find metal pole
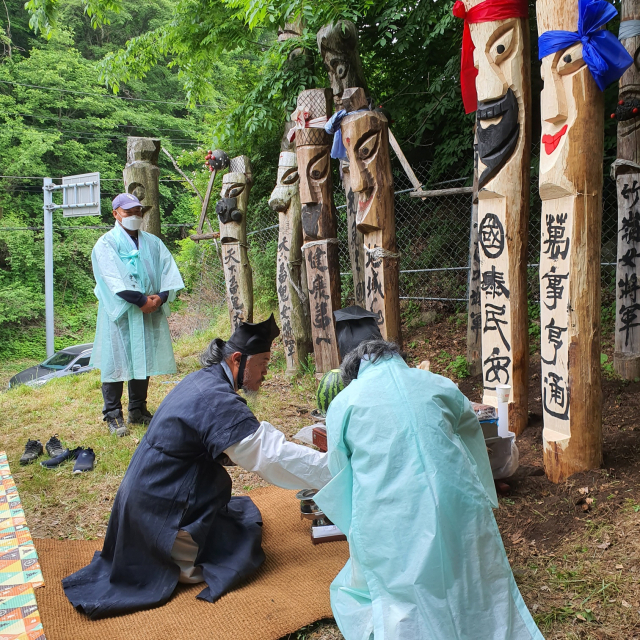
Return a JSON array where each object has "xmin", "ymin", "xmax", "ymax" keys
[{"xmin": 43, "ymin": 178, "xmax": 54, "ymax": 357}]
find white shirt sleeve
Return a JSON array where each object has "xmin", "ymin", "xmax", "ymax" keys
[{"xmin": 224, "ymin": 421, "xmax": 332, "ymax": 490}]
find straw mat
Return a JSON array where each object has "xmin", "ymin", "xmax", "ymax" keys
[{"xmin": 33, "ymin": 486, "xmax": 349, "ymax": 640}]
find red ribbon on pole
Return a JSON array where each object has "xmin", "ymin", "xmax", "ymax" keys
[{"xmin": 452, "ymin": 0, "xmax": 529, "ymax": 114}]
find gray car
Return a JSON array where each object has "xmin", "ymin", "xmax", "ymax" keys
[{"xmin": 8, "ymin": 343, "xmax": 94, "ymax": 388}]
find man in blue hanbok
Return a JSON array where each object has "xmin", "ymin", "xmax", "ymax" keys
[
  {"xmin": 90, "ymin": 193, "xmax": 184, "ymax": 436},
  {"xmin": 314, "ymin": 339, "xmax": 544, "ymax": 640}
]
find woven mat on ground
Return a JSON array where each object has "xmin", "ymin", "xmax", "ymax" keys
[{"xmin": 33, "ymin": 486, "xmax": 349, "ymax": 640}]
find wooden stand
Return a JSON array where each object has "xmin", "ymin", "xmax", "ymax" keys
[
  {"xmin": 294, "ymin": 89, "xmax": 341, "ymax": 374},
  {"xmin": 537, "ymin": 0, "xmax": 603, "ymax": 482},
  {"xmin": 217, "ymin": 156, "xmax": 254, "ymax": 329},
  {"xmin": 269, "ymin": 125, "xmax": 312, "ymax": 375},
  {"xmin": 341, "ymin": 88, "xmax": 402, "ymax": 344},
  {"xmin": 614, "ymin": 1, "xmax": 640, "ymax": 379},
  {"xmin": 123, "ymin": 137, "xmax": 161, "ymax": 237},
  {"xmin": 464, "ymin": 3, "xmax": 531, "ymax": 435},
  {"xmin": 318, "ymin": 20, "xmax": 367, "ymax": 308}
]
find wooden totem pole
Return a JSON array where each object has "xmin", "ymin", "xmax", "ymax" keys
[
  {"xmin": 317, "ymin": 20, "xmax": 367, "ymax": 308},
  {"xmin": 123, "ymin": 137, "xmax": 161, "ymax": 237},
  {"xmin": 614, "ymin": 3, "xmax": 640, "ymax": 379},
  {"xmin": 294, "ymin": 88, "xmax": 341, "ymax": 374},
  {"xmin": 269, "ymin": 125, "xmax": 313, "ymax": 375},
  {"xmin": 467, "ymin": 131, "xmax": 482, "ymax": 376},
  {"xmin": 341, "ymin": 87, "xmax": 402, "ymax": 344},
  {"xmin": 537, "ymin": 2, "xmax": 605, "ymax": 482},
  {"xmin": 455, "ymin": 0, "xmax": 531, "ymax": 434},
  {"xmin": 216, "ymin": 156, "xmax": 254, "ymax": 329}
]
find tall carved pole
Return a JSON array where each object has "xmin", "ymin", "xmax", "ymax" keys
[
  {"xmin": 536, "ymin": 0, "xmax": 631, "ymax": 481},
  {"xmin": 215, "ymin": 156, "xmax": 254, "ymax": 329},
  {"xmin": 467, "ymin": 130, "xmax": 482, "ymax": 376},
  {"xmin": 294, "ymin": 89, "xmax": 341, "ymax": 374},
  {"xmin": 455, "ymin": 0, "xmax": 530, "ymax": 434},
  {"xmin": 341, "ymin": 88, "xmax": 402, "ymax": 344},
  {"xmin": 269, "ymin": 125, "xmax": 313, "ymax": 375},
  {"xmin": 614, "ymin": 2, "xmax": 640, "ymax": 379},
  {"xmin": 318, "ymin": 20, "xmax": 367, "ymax": 308},
  {"xmin": 123, "ymin": 137, "xmax": 161, "ymax": 237}
]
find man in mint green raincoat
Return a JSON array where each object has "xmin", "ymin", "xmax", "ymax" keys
[
  {"xmin": 90, "ymin": 193, "xmax": 184, "ymax": 437},
  {"xmin": 314, "ymin": 339, "xmax": 543, "ymax": 640}
]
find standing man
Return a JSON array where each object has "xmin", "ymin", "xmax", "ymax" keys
[{"xmin": 90, "ymin": 193, "xmax": 184, "ymax": 437}]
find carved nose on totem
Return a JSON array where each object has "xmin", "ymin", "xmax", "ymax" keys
[
  {"xmin": 611, "ymin": 98, "xmax": 640, "ymax": 122},
  {"xmin": 269, "ymin": 196, "xmax": 289, "ymax": 212}
]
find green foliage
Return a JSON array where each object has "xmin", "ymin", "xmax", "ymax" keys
[
  {"xmin": 446, "ymin": 354, "xmax": 469, "ymax": 379},
  {"xmin": 249, "ymin": 237, "xmax": 278, "ymax": 311},
  {"xmin": 600, "ymin": 353, "xmax": 617, "ymax": 380}
]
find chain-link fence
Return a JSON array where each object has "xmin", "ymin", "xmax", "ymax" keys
[{"xmin": 244, "ymin": 144, "xmax": 619, "ymax": 313}]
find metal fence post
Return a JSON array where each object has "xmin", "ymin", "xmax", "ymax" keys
[{"xmin": 43, "ymin": 177, "xmax": 54, "ymax": 357}]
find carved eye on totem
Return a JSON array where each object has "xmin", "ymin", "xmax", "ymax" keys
[
  {"xmin": 556, "ymin": 43, "xmax": 585, "ymax": 76},
  {"xmin": 488, "ymin": 25, "xmax": 515, "ymax": 65},
  {"xmin": 225, "ymin": 183, "xmax": 245, "ymax": 198},
  {"xmin": 281, "ymin": 168, "xmax": 299, "ymax": 185},
  {"xmin": 330, "ymin": 57, "xmax": 349, "ymax": 80},
  {"xmin": 356, "ymin": 132, "xmax": 379, "ymax": 162},
  {"xmin": 308, "ymin": 155, "xmax": 329, "ymax": 181}
]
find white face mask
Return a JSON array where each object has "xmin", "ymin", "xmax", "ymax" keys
[{"xmin": 120, "ymin": 215, "xmax": 143, "ymax": 231}]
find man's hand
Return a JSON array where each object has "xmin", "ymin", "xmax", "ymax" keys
[{"xmin": 140, "ymin": 296, "xmax": 162, "ymax": 314}]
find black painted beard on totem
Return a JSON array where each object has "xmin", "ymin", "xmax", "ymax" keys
[
  {"xmin": 216, "ymin": 197, "xmax": 242, "ymax": 225},
  {"xmin": 476, "ymin": 88, "xmax": 520, "ymax": 189}
]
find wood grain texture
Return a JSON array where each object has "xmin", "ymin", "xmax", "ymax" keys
[
  {"xmin": 537, "ymin": 0, "xmax": 603, "ymax": 483},
  {"xmin": 341, "ymin": 108, "xmax": 402, "ymax": 345},
  {"xmin": 269, "ymin": 148, "xmax": 312, "ymax": 375},
  {"xmin": 218, "ymin": 156, "xmax": 254, "ymax": 328},
  {"xmin": 123, "ymin": 137, "xmax": 161, "ymax": 237},
  {"xmin": 295, "ymin": 89, "xmax": 341, "ymax": 373},
  {"xmin": 467, "ymin": 135, "xmax": 482, "ymax": 377},
  {"xmin": 466, "ymin": 4, "xmax": 531, "ymax": 435},
  {"xmin": 614, "ymin": 0, "xmax": 640, "ymax": 378}
]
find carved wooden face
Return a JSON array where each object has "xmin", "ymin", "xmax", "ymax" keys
[
  {"xmin": 297, "ymin": 142, "xmax": 331, "ymax": 207},
  {"xmin": 341, "ymin": 111, "xmax": 392, "ymax": 233},
  {"xmin": 317, "ymin": 21, "xmax": 365, "ymax": 101},
  {"xmin": 268, "ymin": 152, "xmax": 300, "ymax": 214},
  {"xmin": 539, "ymin": 44, "xmax": 587, "ymax": 175},
  {"xmin": 217, "ymin": 172, "xmax": 249, "ymax": 242},
  {"xmin": 615, "ymin": 37, "xmax": 640, "ymax": 137},
  {"xmin": 468, "ymin": 16, "xmax": 525, "ymax": 188}
]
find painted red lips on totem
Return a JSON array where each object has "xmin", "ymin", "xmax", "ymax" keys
[{"xmin": 542, "ymin": 125, "xmax": 568, "ymax": 155}]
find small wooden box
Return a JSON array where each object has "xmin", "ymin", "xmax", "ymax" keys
[{"xmin": 312, "ymin": 426, "xmax": 327, "ymax": 452}]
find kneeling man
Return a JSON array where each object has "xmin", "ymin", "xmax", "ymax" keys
[
  {"xmin": 63, "ymin": 315, "xmax": 331, "ymax": 619},
  {"xmin": 314, "ymin": 339, "xmax": 543, "ymax": 640}
]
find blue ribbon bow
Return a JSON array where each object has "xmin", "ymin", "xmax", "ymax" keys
[{"xmin": 538, "ymin": 0, "xmax": 632, "ymax": 92}]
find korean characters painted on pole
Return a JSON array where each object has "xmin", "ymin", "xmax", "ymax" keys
[
  {"xmin": 216, "ymin": 156, "xmax": 254, "ymax": 329},
  {"xmin": 295, "ymin": 88, "xmax": 341, "ymax": 375},
  {"xmin": 341, "ymin": 88, "xmax": 402, "ymax": 345},
  {"xmin": 269, "ymin": 128, "xmax": 312, "ymax": 376},
  {"xmin": 613, "ymin": 1, "xmax": 640, "ymax": 380},
  {"xmin": 465, "ymin": 0, "xmax": 531, "ymax": 435},
  {"xmin": 537, "ymin": 0, "xmax": 604, "ymax": 482}
]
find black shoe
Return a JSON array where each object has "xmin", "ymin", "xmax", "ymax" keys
[
  {"xmin": 20, "ymin": 440, "xmax": 43, "ymax": 465},
  {"xmin": 127, "ymin": 408, "xmax": 153, "ymax": 426},
  {"xmin": 45, "ymin": 435, "xmax": 66, "ymax": 458},
  {"xmin": 72, "ymin": 448, "xmax": 95, "ymax": 474},
  {"xmin": 106, "ymin": 412, "xmax": 129, "ymax": 437},
  {"xmin": 41, "ymin": 446, "xmax": 81, "ymax": 469}
]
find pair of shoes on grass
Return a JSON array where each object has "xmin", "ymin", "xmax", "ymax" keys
[
  {"xmin": 20, "ymin": 436, "xmax": 95, "ymax": 474},
  {"xmin": 106, "ymin": 408, "xmax": 153, "ymax": 438}
]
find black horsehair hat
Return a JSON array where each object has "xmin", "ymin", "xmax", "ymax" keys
[
  {"xmin": 226, "ymin": 314, "xmax": 281, "ymax": 355},
  {"xmin": 334, "ymin": 305, "xmax": 382, "ymax": 359}
]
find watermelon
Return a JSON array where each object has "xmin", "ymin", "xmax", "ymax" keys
[{"xmin": 316, "ymin": 369, "xmax": 344, "ymax": 416}]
